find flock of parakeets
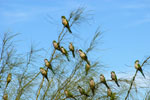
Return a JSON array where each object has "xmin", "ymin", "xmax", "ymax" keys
[{"xmin": 2, "ymin": 16, "xmax": 146, "ymax": 100}]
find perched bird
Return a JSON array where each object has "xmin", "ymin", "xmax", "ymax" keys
[
  {"xmin": 61, "ymin": 16, "xmax": 72, "ymax": 33},
  {"xmin": 53, "ymin": 40, "xmax": 60, "ymax": 50},
  {"xmin": 44, "ymin": 59, "xmax": 55, "ymax": 74},
  {"xmin": 107, "ymin": 88, "xmax": 112, "ymax": 97},
  {"xmin": 64, "ymin": 90, "xmax": 76, "ymax": 100},
  {"xmin": 78, "ymin": 49, "xmax": 90, "ymax": 65},
  {"xmin": 77, "ymin": 86, "xmax": 89, "ymax": 97},
  {"xmin": 135, "ymin": 60, "xmax": 145, "ymax": 78},
  {"xmin": 85, "ymin": 63, "xmax": 90, "ymax": 75},
  {"xmin": 69, "ymin": 42, "xmax": 75, "ymax": 58},
  {"xmin": 100, "ymin": 74, "xmax": 109, "ymax": 89},
  {"xmin": 60, "ymin": 46, "xmax": 70, "ymax": 61},
  {"xmin": 107, "ymin": 88, "xmax": 116, "ymax": 100},
  {"xmin": 111, "ymin": 71, "xmax": 120, "ymax": 87},
  {"xmin": 89, "ymin": 78, "xmax": 95, "ymax": 96},
  {"xmin": 3, "ymin": 94, "xmax": 8, "ymax": 100},
  {"xmin": 6, "ymin": 73, "xmax": 12, "ymax": 88},
  {"xmin": 40, "ymin": 67, "xmax": 49, "ymax": 82}
]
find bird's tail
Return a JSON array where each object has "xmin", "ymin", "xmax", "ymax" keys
[
  {"xmin": 67, "ymin": 26, "xmax": 72, "ymax": 33},
  {"xmin": 57, "ymin": 46, "xmax": 61, "ymax": 51},
  {"xmin": 86, "ymin": 60, "xmax": 90, "ymax": 65},
  {"xmin": 46, "ymin": 76, "xmax": 49, "ymax": 82},
  {"xmin": 85, "ymin": 71, "xmax": 88, "ymax": 76},
  {"xmin": 115, "ymin": 81, "xmax": 120, "ymax": 87},
  {"xmin": 66, "ymin": 55, "xmax": 70, "ymax": 61},
  {"xmin": 92, "ymin": 88, "xmax": 95, "ymax": 96},
  {"xmin": 105, "ymin": 82, "xmax": 110, "ymax": 89},
  {"xmin": 139, "ymin": 69, "xmax": 146, "ymax": 78},
  {"xmin": 85, "ymin": 93, "xmax": 90, "ymax": 97},
  {"xmin": 5, "ymin": 82, "xmax": 8, "ymax": 89},
  {"xmin": 72, "ymin": 51, "xmax": 75, "ymax": 58},
  {"xmin": 51, "ymin": 68, "xmax": 55, "ymax": 75}
]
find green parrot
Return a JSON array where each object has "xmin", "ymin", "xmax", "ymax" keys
[
  {"xmin": 60, "ymin": 46, "xmax": 70, "ymax": 61},
  {"xmin": 85, "ymin": 63, "xmax": 90, "ymax": 75},
  {"xmin": 64, "ymin": 90, "xmax": 76, "ymax": 100},
  {"xmin": 61, "ymin": 16, "xmax": 72, "ymax": 33},
  {"xmin": 135, "ymin": 60, "xmax": 145, "ymax": 78},
  {"xmin": 111, "ymin": 71, "xmax": 120, "ymax": 87},
  {"xmin": 3, "ymin": 94, "xmax": 8, "ymax": 100},
  {"xmin": 89, "ymin": 77, "xmax": 95, "ymax": 96},
  {"xmin": 107, "ymin": 88, "xmax": 116, "ymax": 100},
  {"xmin": 77, "ymin": 86, "xmax": 89, "ymax": 97},
  {"xmin": 53, "ymin": 40, "xmax": 60, "ymax": 51},
  {"xmin": 44, "ymin": 59, "xmax": 55, "ymax": 74},
  {"xmin": 69, "ymin": 42, "xmax": 75, "ymax": 58},
  {"xmin": 40, "ymin": 67, "xmax": 49, "ymax": 82},
  {"xmin": 100, "ymin": 74, "xmax": 109, "ymax": 89},
  {"xmin": 107, "ymin": 88, "xmax": 112, "ymax": 97},
  {"xmin": 78, "ymin": 49, "xmax": 90, "ymax": 65},
  {"xmin": 6, "ymin": 73, "xmax": 12, "ymax": 88}
]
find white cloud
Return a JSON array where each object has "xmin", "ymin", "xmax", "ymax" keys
[
  {"xmin": 0, "ymin": 2, "xmax": 62, "ymax": 24},
  {"xmin": 122, "ymin": 4, "xmax": 148, "ymax": 9}
]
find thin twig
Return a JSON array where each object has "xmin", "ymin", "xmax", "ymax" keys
[
  {"xmin": 36, "ymin": 77, "xmax": 44, "ymax": 100},
  {"xmin": 42, "ymin": 78, "xmax": 53, "ymax": 100}
]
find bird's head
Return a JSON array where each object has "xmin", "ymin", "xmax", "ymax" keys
[
  {"xmin": 135, "ymin": 60, "xmax": 139, "ymax": 64},
  {"xmin": 90, "ymin": 77, "xmax": 93, "ymax": 81},
  {"xmin": 111, "ymin": 71, "xmax": 115, "ymax": 74},
  {"xmin": 40, "ymin": 67, "xmax": 44, "ymax": 70},
  {"xmin": 60, "ymin": 46, "xmax": 64, "ymax": 49},
  {"xmin": 64, "ymin": 89, "xmax": 68, "ymax": 94},
  {"xmin": 61, "ymin": 16, "xmax": 66, "ymax": 19},
  {"xmin": 70, "ymin": 42, "xmax": 72, "ymax": 45},
  {"xmin": 44, "ymin": 59, "xmax": 48, "ymax": 62},
  {"xmin": 8, "ymin": 73, "xmax": 12, "ymax": 76},
  {"xmin": 100, "ymin": 74, "xmax": 104, "ymax": 77},
  {"xmin": 3, "ymin": 94, "xmax": 8, "ymax": 99},
  {"xmin": 77, "ymin": 86, "xmax": 81, "ymax": 89},
  {"xmin": 53, "ymin": 40, "xmax": 56, "ymax": 43},
  {"xmin": 78, "ymin": 49, "xmax": 83, "ymax": 54},
  {"xmin": 79, "ymin": 49, "xmax": 82, "ymax": 52},
  {"xmin": 107, "ymin": 88, "xmax": 112, "ymax": 93}
]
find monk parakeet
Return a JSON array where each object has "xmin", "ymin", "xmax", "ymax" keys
[
  {"xmin": 107, "ymin": 88, "xmax": 116, "ymax": 100},
  {"xmin": 64, "ymin": 90, "xmax": 76, "ymax": 100},
  {"xmin": 44, "ymin": 59, "xmax": 55, "ymax": 74},
  {"xmin": 107, "ymin": 88, "xmax": 112, "ymax": 97},
  {"xmin": 77, "ymin": 86, "xmax": 89, "ymax": 97},
  {"xmin": 40, "ymin": 67, "xmax": 49, "ymax": 82},
  {"xmin": 78, "ymin": 49, "xmax": 90, "ymax": 65},
  {"xmin": 6, "ymin": 73, "xmax": 11, "ymax": 88},
  {"xmin": 69, "ymin": 42, "xmax": 75, "ymax": 58},
  {"xmin": 100, "ymin": 74, "xmax": 109, "ymax": 89},
  {"xmin": 53, "ymin": 40, "xmax": 60, "ymax": 50},
  {"xmin": 61, "ymin": 16, "xmax": 72, "ymax": 33},
  {"xmin": 89, "ymin": 78, "xmax": 95, "ymax": 96},
  {"xmin": 135, "ymin": 60, "xmax": 145, "ymax": 78},
  {"xmin": 111, "ymin": 71, "xmax": 120, "ymax": 87},
  {"xmin": 85, "ymin": 63, "xmax": 90, "ymax": 75},
  {"xmin": 60, "ymin": 46, "xmax": 70, "ymax": 61},
  {"xmin": 3, "ymin": 94, "xmax": 8, "ymax": 100}
]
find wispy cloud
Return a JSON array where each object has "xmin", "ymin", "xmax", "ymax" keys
[
  {"xmin": 125, "ymin": 14, "xmax": 150, "ymax": 28},
  {"xmin": 122, "ymin": 4, "xmax": 148, "ymax": 9},
  {"xmin": 0, "ymin": 3, "xmax": 61, "ymax": 24}
]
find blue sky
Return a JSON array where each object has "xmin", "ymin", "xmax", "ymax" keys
[{"xmin": 0, "ymin": 0, "xmax": 150, "ymax": 77}]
